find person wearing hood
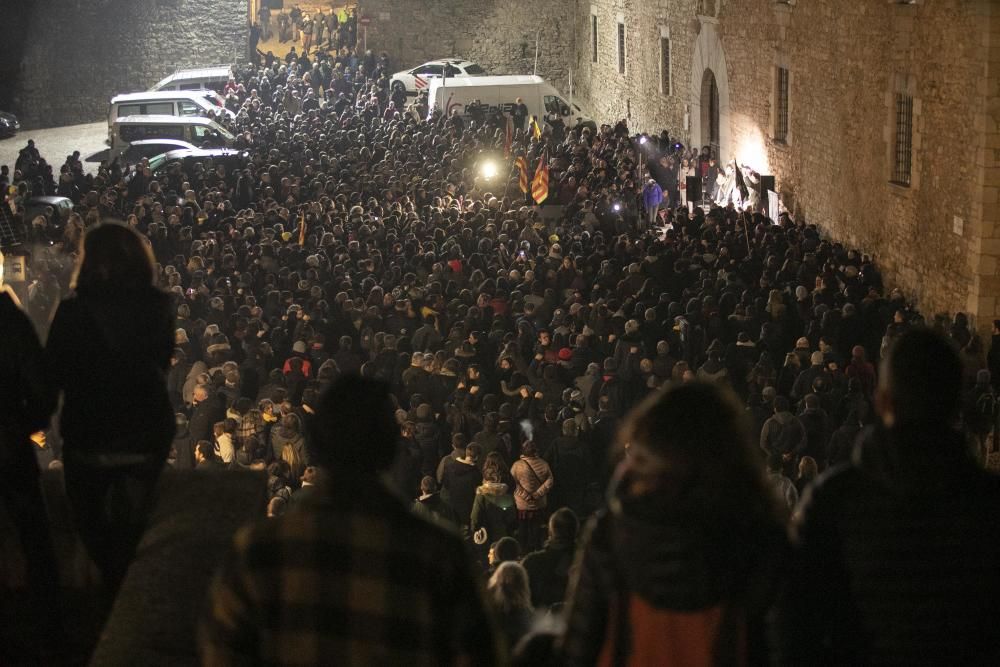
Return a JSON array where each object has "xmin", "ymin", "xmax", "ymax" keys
[
  {"xmin": 759, "ymin": 396, "xmax": 807, "ymax": 475},
  {"xmin": 562, "ymin": 382, "xmax": 787, "ymax": 665},
  {"xmin": 575, "ymin": 362, "xmax": 602, "ymax": 417},
  {"xmin": 777, "ymin": 329, "xmax": 1000, "ymax": 665}
]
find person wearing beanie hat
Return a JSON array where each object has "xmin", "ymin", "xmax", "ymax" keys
[{"xmin": 203, "ymin": 375, "xmax": 501, "ymax": 664}]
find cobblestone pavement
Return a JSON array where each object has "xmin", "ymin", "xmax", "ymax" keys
[{"xmin": 0, "ymin": 121, "xmax": 108, "ymax": 176}]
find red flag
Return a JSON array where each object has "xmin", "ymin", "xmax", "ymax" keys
[
  {"xmin": 504, "ymin": 116, "xmax": 512, "ymax": 159},
  {"xmin": 516, "ymin": 156, "xmax": 529, "ymax": 194},
  {"xmin": 531, "ymin": 150, "xmax": 549, "ymax": 204}
]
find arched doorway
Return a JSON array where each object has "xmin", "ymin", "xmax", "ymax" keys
[
  {"xmin": 700, "ymin": 69, "xmax": 720, "ymax": 158},
  {"xmin": 688, "ymin": 20, "xmax": 731, "ymax": 162}
]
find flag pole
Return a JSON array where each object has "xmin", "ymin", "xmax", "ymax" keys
[{"xmin": 533, "ymin": 30, "xmax": 540, "ymax": 76}]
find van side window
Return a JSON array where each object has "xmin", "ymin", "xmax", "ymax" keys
[
  {"xmin": 119, "ymin": 104, "xmax": 141, "ymax": 118},
  {"xmin": 146, "ymin": 102, "xmax": 174, "ymax": 115},
  {"xmin": 180, "ymin": 83, "xmax": 202, "ymax": 90},
  {"xmin": 179, "ymin": 101, "xmax": 201, "ymax": 116}
]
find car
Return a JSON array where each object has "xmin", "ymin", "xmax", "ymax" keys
[
  {"xmin": 0, "ymin": 111, "xmax": 20, "ymax": 138},
  {"xmin": 144, "ymin": 148, "xmax": 249, "ymax": 181},
  {"xmin": 389, "ymin": 59, "xmax": 486, "ymax": 97},
  {"xmin": 119, "ymin": 139, "xmax": 200, "ymax": 166},
  {"xmin": 23, "ymin": 196, "xmax": 73, "ymax": 225}
]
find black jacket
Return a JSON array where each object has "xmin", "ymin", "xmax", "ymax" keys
[
  {"xmin": 0, "ymin": 291, "xmax": 53, "ymax": 468},
  {"xmin": 521, "ymin": 540, "xmax": 576, "ymax": 608},
  {"xmin": 777, "ymin": 423, "xmax": 1000, "ymax": 665},
  {"xmin": 46, "ymin": 286, "xmax": 174, "ymax": 456}
]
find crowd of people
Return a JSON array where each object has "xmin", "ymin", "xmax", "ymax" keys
[{"xmin": 4, "ymin": 36, "xmax": 1000, "ymax": 665}]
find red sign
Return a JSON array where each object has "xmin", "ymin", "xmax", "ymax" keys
[{"xmin": 359, "ymin": 16, "xmax": 371, "ymax": 25}]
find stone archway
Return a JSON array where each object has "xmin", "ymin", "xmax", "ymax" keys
[{"xmin": 689, "ymin": 20, "xmax": 731, "ymax": 161}]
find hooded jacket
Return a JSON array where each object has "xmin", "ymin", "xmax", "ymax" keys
[
  {"xmin": 563, "ymin": 474, "xmax": 787, "ymax": 666},
  {"xmin": 777, "ymin": 423, "xmax": 1000, "ymax": 665},
  {"xmin": 470, "ymin": 481, "xmax": 516, "ymax": 541}
]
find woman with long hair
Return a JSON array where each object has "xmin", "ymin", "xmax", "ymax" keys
[
  {"xmin": 488, "ymin": 561, "xmax": 535, "ymax": 651},
  {"xmin": 45, "ymin": 222, "xmax": 175, "ymax": 592},
  {"xmin": 562, "ymin": 382, "xmax": 787, "ymax": 666}
]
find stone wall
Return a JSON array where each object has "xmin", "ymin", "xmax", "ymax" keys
[
  {"xmin": 15, "ymin": 0, "xmax": 249, "ymax": 130},
  {"xmin": 572, "ymin": 0, "xmax": 1000, "ymax": 328},
  {"xmin": 357, "ymin": 0, "xmax": 577, "ymax": 99}
]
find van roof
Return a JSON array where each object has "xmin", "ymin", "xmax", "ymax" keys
[
  {"xmin": 151, "ymin": 66, "xmax": 233, "ymax": 90},
  {"xmin": 430, "ymin": 75, "xmax": 546, "ymax": 89},
  {"xmin": 111, "ymin": 90, "xmax": 220, "ymax": 104},
  {"xmin": 113, "ymin": 114, "xmax": 224, "ymax": 128}
]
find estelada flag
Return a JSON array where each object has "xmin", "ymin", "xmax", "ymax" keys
[
  {"xmin": 516, "ymin": 156, "xmax": 529, "ymax": 194},
  {"xmin": 504, "ymin": 116, "xmax": 512, "ymax": 159},
  {"xmin": 298, "ymin": 211, "xmax": 307, "ymax": 246},
  {"xmin": 531, "ymin": 117, "xmax": 542, "ymax": 140},
  {"xmin": 531, "ymin": 150, "xmax": 549, "ymax": 204}
]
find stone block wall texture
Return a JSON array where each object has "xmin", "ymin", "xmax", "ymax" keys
[
  {"xmin": 569, "ymin": 0, "xmax": 999, "ymax": 327},
  {"xmin": 358, "ymin": 0, "xmax": 578, "ymax": 100},
  {"xmin": 15, "ymin": 0, "xmax": 249, "ymax": 130}
]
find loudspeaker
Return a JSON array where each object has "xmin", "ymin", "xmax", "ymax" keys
[
  {"xmin": 758, "ymin": 175, "xmax": 775, "ymax": 198},
  {"xmin": 686, "ymin": 175, "xmax": 702, "ymax": 203}
]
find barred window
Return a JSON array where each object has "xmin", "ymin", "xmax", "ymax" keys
[
  {"xmin": 775, "ymin": 67, "xmax": 789, "ymax": 143},
  {"xmin": 617, "ymin": 22, "xmax": 625, "ymax": 74},
  {"xmin": 892, "ymin": 93, "xmax": 913, "ymax": 186},
  {"xmin": 591, "ymin": 15, "xmax": 598, "ymax": 63},
  {"xmin": 660, "ymin": 36, "xmax": 672, "ymax": 95}
]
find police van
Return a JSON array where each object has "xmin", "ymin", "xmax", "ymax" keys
[{"xmin": 428, "ymin": 75, "xmax": 595, "ymax": 131}]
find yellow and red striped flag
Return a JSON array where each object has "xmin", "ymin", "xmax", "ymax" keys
[
  {"xmin": 516, "ymin": 156, "xmax": 529, "ymax": 194},
  {"xmin": 531, "ymin": 117, "xmax": 542, "ymax": 140},
  {"xmin": 298, "ymin": 211, "xmax": 307, "ymax": 246},
  {"xmin": 531, "ymin": 150, "xmax": 549, "ymax": 204}
]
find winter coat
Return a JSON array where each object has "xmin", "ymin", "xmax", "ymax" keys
[
  {"xmin": 46, "ymin": 285, "xmax": 174, "ymax": 457},
  {"xmin": 439, "ymin": 457, "xmax": 482, "ymax": 525},
  {"xmin": 511, "ymin": 455, "xmax": 554, "ymax": 511},
  {"xmin": 642, "ymin": 182, "xmax": 664, "ymax": 209},
  {"xmin": 522, "ymin": 539, "xmax": 576, "ymax": 608},
  {"xmin": 777, "ymin": 423, "xmax": 1000, "ymax": 665},
  {"xmin": 562, "ymin": 474, "xmax": 787, "ymax": 666},
  {"xmin": 470, "ymin": 481, "xmax": 517, "ymax": 541}
]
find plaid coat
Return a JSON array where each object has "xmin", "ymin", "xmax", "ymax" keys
[{"xmin": 200, "ymin": 474, "xmax": 503, "ymax": 666}]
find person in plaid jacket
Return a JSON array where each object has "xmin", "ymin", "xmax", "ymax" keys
[{"xmin": 201, "ymin": 376, "xmax": 503, "ymax": 665}]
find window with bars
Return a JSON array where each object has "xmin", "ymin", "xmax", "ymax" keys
[
  {"xmin": 660, "ymin": 36, "xmax": 671, "ymax": 95},
  {"xmin": 617, "ymin": 22, "xmax": 625, "ymax": 74},
  {"xmin": 591, "ymin": 15, "xmax": 598, "ymax": 63},
  {"xmin": 892, "ymin": 93, "xmax": 913, "ymax": 186},
  {"xmin": 775, "ymin": 67, "xmax": 789, "ymax": 143}
]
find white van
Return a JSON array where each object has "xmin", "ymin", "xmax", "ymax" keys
[
  {"xmin": 428, "ymin": 75, "xmax": 595, "ymax": 131},
  {"xmin": 150, "ymin": 66, "xmax": 232, "ymax": 93},
  {"xmin": 107, "ymin": 90, "xmax": 235, "ymax": 134},
  {"xmin": 110, "ymin": 115, "xmax": 236, "ymax": 159}
]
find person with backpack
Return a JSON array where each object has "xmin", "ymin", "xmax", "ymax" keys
[{"xmin": 562, "ymin": 383, "xmax": 787, "ymax": 665}]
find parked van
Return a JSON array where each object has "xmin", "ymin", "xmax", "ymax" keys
[
  {"xmin": 110, "ymin": 115, "xmax": 236, "ymax": 159},
  {"xmin": 150, "ymin": 66, "xmax": 232, "ymax": 93},
  {"xmin": 428, "ymin": 75, "xmax": 595, "ymax": 131},
  {"xmin": 107, "ymin": 90, "xmax": 235, "ymax": 134}
]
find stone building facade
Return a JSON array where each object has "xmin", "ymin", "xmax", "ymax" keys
[
  {"xmin": 13, "ymin": 0, "xmax": 248, "ymax": 130},
  {"xmin": 570, "ymin": 0, "xmax": 1000, "ymax": 328},
  {"xmin": 359, "ymin": 0, "xmax": 1000, "ymax": 327}
]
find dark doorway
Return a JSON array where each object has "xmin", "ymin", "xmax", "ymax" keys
[{"xmin": 700, "ymin": 69, "xmax": 720, "ymax": 158}]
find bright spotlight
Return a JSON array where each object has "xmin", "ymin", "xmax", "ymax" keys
[
  {"xmin": 481, "ymin": 161, "xmax": 498, "ymax": 179},
  {"xmin": 613, "ymin": 203, "xmax": 622, "ymax": 212},
  {"xmin": 639, "ymin": 136, "xmax": 648, "ymax": 145}
]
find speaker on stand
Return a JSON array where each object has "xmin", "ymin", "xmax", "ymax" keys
[{"xmin": 686, "ymin": 175, "xmax": 702, "ymax": 206}]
